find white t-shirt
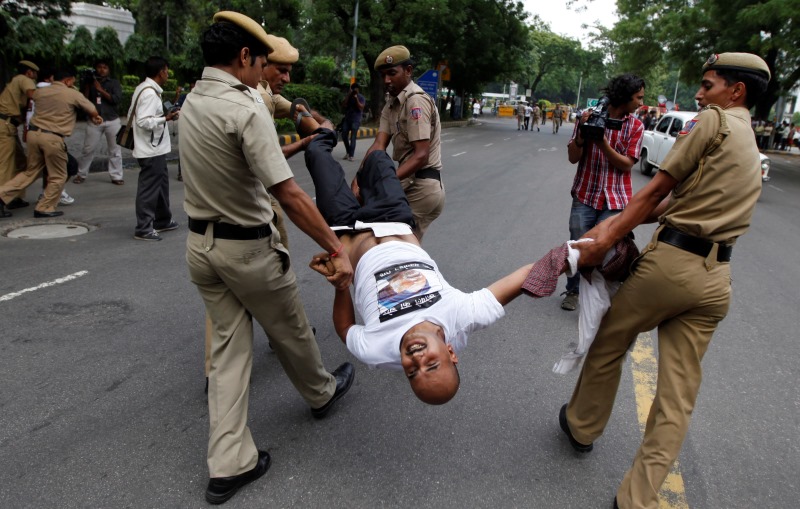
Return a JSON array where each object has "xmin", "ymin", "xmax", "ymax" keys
[
  {"xmin": 345, "ymin": 241, "xmax": 505, "ymax": 370},
  {"xmin": 473, "ymin": 102, "xmax": 481, "ymax": 115}
]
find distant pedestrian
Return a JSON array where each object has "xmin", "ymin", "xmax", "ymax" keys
[
  {"xmin": 552, "ymin": 103, "xmax": 563, "ymax": 134},
  {"xmin": 524, "ymin": 103, "xmax": 532, "ymax": 130},
  {"xmin": 516, "ymin": 102, "xmax": 525, "ymax": 130},
  {"xmin": 341, "ymin": 83, "xmax": 366, "ymax": 160},
  {"xmin": 74, "ymin": 59, "xmax": 124, "ymax": 185},
  {"xmin": 472, "ymin": 100, "xmax": 481, "ymax": 119},
  {"xmin": 129, "ymin": 56, "xmax": 180, "ymax": 241},
  {"xmin": 531, "ymin": 103, "xmax": 541, "ymax": 131}
]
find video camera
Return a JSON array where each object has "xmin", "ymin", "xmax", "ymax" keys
[
  {"xmin": 580, "ymin": 96, "xmax": 624, "ymax": 141},
  {"xmin": 79, "ymin": 68, "xmax": 99, "ymax": 88}
]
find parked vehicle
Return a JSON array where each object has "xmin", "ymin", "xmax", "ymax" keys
[{"xmin": 639, "ymin": 111, "xmax": 770, "ymax": 181}]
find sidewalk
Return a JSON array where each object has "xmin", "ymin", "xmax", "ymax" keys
[{"xmin": 66, "ymin": 118, "xmax": 471, "ymax": 173}]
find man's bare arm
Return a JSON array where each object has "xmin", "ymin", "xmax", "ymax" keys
[
  {"xmin": 487, "ymin": 263, "xmax": 535, "ymax": 306},
  {"xmin": 576, "ymin": 170, "xmax": 678, "ymax": 267},
  {"xmin": 333, "ymin": 288, "xmax": 356, "ymax": 343},
  {"xmin": 395, "ymin": 139, "xmax": 431, "ymax": 180}
]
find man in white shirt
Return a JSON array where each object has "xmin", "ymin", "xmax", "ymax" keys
[
  {"xmin": 300, "ymin": 116, "xmax": 534, "ymax": 405},
  {"xmin": 130, "ymin": 56, "xmax": 180, "ymax": 241}
]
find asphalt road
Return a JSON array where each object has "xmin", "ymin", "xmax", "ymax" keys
[{"xmin": 1, "ymin": 116, "xmax": 798, "ymax": 508}]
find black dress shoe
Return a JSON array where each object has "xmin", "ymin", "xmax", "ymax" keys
[
  {"xmin": 6, "ymin": 197, "xmax": 29, "ymax": 209},
  {"xmin": 33, "ymin": 210, "xmax": 64, "ymax": 218},
  {"xmin": 613, "ymin": 496, "xmax": 620, "ymax": 509},
  {"xmin": 0, "ymin": 200, "xmax": 11, "ymax": 218},
  {"xmin": 311, "ymin": 362, "xmax": 354, "ymax": 419},
  {"xmin": 205, "ymin": 450, "xmax": 271, "ymax": 505},
  {"xmin": 559, "ymin": 404, "xmax": 594, "ymax": 453}
]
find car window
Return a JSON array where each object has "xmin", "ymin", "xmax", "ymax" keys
[
  {"xmin": 655, "ymin": 117, "xmax": 671, "ymax": 134},
  {"xmin": 669, "ymin": 118, "xmax": 684, "ymax": 137}
]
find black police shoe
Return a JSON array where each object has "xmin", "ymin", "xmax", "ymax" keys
[
  {"xmin": 559, "ymin": 404, "xmax": 594, "ymax": 453},
  {"xmin": 205, "ymin": 450, "xmax": 271, "ymax": 505},
  {"xmin": 6, "ymin": 197, "xmax": 29, "ymax": 209},
  {"xmin": 0, "ymin": 199, "xmax": 11, "ymax": 218},
  {"xmin": 33, "ymin": 210, "xmax": 64, "ymax": 218},
  {"xmin": 311, "ymin": 362, "xmax": 354, "ymax": 419}
]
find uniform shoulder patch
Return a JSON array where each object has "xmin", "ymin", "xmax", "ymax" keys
[
  {"xmin": 679, "ymin": 118, "xmax": 699, "ymax": 135},
  {"xmin": 410, "ymin": 107, "xmax": 422, "ymax": 120}
]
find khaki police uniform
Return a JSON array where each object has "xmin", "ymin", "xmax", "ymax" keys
[
  {"xmin": 379, "ymin": 80, "xmax": 444, "ymax": 239},
  {"xmin": 0, "ymin": 73, "xmax": 36, "ymax": 194},
  {"xmin": 565, "ymin": 99, "xmax": 762, "ymax": 507},
  {"xmin": 516, "ymin": 103, "xmax": 525, "ymax": 130},
  {"xmin": 552, "ymin": 105, "xmax": 563, "ymax": 133},
  {"xmin": 256, "ymin": 80, "xmax": 293, "ymax": 248},
  {"xmin": 0, "ymin": 82, "xmax": 97, "ymax": 213},
  {"xmin": 180, "ymin": 66, "xmax": 336, "ymax": 478}
]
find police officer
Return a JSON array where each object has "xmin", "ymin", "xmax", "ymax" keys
[
  {"xmin": 560, "ymin": 53, "xmax": 771, "ymax": 509},
  {"xmin": 362, "ymin": 45, "xmax": 444, "ymax": 240},
  {"xmin": 516, "ymin": 101, "xmax": 525, "ymax": 130},
  {"xmin": 552, "ymin": 103, "xmax": 563, "ymax": 133},
  {"xmin": 0, "ymin": 60, "xmax": 38, "ymax": 211},
  {"xmin": 179, "ymin": 12, "xmax": 355, "ymax": 504},
  {"xmin": 0, "ymin": 68, "xmax": 102, "ymax": 218}
]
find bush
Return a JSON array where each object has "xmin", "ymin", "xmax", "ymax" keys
[
  {"xmin": 122, "ymin": 75, "xmax": 140, "ymax": 88},
  {"xmin": 283, "ymin": 83, "xmax": 343, "ymax": 123}
]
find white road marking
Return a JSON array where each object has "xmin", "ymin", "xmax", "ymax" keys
[
  {"xmin": 537, "ymin": 147, "xmax": 558, "ymax": 152},
  {"xmin": 0, "ymin": 271, "xmax": 89, "ymax": 303},
  {"xmin": 484, "ymin": 143, "xmax": 494, "ymax": 147},
  {"xmin": 503, "ymin": 137, "xmax": 511, "ymax": 141},
  {"xmin": 452, "ymin": 152, "xmax": 467, "ymax": 157},
  {"xmin": 768, "ymin": 184, "xmax": 783, "ymax": 192}
]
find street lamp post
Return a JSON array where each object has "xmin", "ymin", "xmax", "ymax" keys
[{"xmin": 350, "ymin": 0, "xmax": 360, "ymax": 84}]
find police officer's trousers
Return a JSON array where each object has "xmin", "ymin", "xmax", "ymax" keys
[
  {"xmin": 187, "ymin": 229, "xmax": 336, "ymax": 477},
  {"xmin": 0, "ymin": 130, "xmax": 66, "ymax": 212},
  {"xmin": 0, "ymin": 121, "xmax": 27, "ymax": 200},
  {"xmin": 565, "ymin": 229, "xmax": 731, "ymax": 509}
]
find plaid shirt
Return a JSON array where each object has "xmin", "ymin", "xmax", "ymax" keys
[{"xmin": 569, "ymin": 115, "xmax": 644, "ymax": 210}]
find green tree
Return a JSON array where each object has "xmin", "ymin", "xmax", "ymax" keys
[
  {"xmin": 67, "ymin": 26, "xmax": 96, "ymax": 69},
  {"xmin": 613, "ymin": 0, "xmax": 800, "ymax": 119},
  {"xmin": 305, "ymin": 56, "xmax": 342, "ymax": 87},
  {"xmin": 307, "ymin": 0, "xmax": 530, "ymax": 119},
  {"xmin": 94, "ymin": 26, "xmax": 125, "ymax": 74},
  {"xmin": 0, "ymin": 0, "xmax": 71, "ymax": 19}
]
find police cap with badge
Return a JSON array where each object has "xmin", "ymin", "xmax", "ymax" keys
[
  {"xmin": 374, "ymin": 45, "xmax": 413, "ymax": 71},
  {"xmin": 702, "ymin": 52, "xmax": 771, "ymax": 80}
]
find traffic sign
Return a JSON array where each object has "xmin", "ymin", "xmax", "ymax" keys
[
  {"xmin": 587, "ymin": 98, "xmax": 599, "ymax": 108},
  {"xmin": 418, "ymin": 69, "xmax": 439, "ymax": 99}
]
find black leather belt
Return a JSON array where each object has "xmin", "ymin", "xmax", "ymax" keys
[
  {"xmin": 415, "ymin": 167, "xmax": 441, "ymax": 181},
  {"xmin": 28, "ymin": 124, "xmax": 64, "ymax": 138},
  {"xmin": 188, "ymin": 218, "xmax": 271, "ymax": 240},
  {"xmin": 658, "ymin": 227, "xmax": 732, "ymax": 262},
  {"xmin": 0, "ymin": 113, "xmax": 20, "ymax": 126}
]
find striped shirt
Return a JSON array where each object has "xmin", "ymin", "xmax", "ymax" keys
[{"xmin": 569, "ymin": 114, "xmax": 644, "ymax": 210}]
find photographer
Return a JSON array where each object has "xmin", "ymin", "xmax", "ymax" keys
[
  {"xmin": 74, "ymin": 59, "xmax": 124, "ymax": 185},
  {"xmin": 560, "ymin": 73, "xmax": 645, "ymax": 311},
  {"xmin": 341, "ymin": 82, "xmax": 365, "ymax": 161}
]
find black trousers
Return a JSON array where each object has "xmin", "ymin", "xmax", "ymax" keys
[
  {"xmin": 304, "ymin": 129, "xmax": 413, "ymax": 228},
  {"xmin": 135, "ymin": 154, "xmax": 172, "ymax": 235}
]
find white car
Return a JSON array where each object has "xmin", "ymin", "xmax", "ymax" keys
[{"xmin": 639, "ymin": 111, "xmax": 770, "ymax": 181}]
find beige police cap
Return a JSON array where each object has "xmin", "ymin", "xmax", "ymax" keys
[
  {"xmin": 212, "ymin": 11, "xmax": 273, "ymax": 53},
  {"xmin": 19, "ymin": 60, "xmax": 39, "ymax": 72},
  {"xmin": 265, "ymin": 35, "xmax": 299, "ymax": 64},
  {"xmin": 374, "ymin": 45, "xmax": 411, "ymax": 70},
  {"xmin": 703, "ymin": 52, "xmax": 770, "ymax": 80}
]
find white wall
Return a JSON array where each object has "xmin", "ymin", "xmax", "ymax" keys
[{"xmin": 63, "ymin": 2, "xmax": 135, "ymax": 45}]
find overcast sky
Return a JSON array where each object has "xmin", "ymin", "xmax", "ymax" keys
[{"xmin": 520, "ymin": 0, "xmax": 619, "ymax": 44}]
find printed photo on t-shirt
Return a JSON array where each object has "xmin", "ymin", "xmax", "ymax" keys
[{"xmin": 375, "ymin": 261, "xmax": 442, "ymax": 322}]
